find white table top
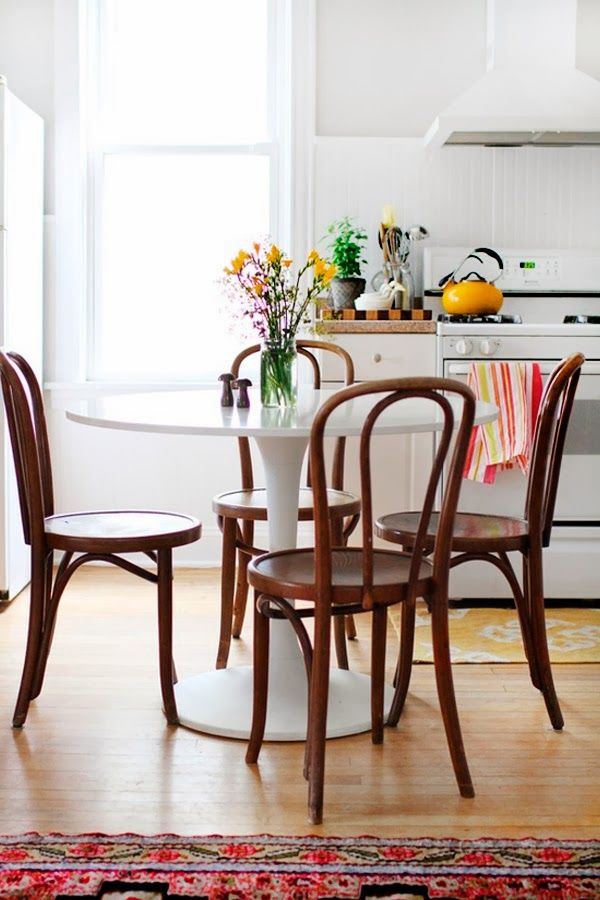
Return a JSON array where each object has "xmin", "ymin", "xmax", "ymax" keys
[{"xmin": 67, "ymin": 387, "xmax": 497, "ymax": 437}]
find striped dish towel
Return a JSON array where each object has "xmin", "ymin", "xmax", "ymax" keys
[{"xmin": 463, "ymin": 362, "xmax": 543, "ymax": 484}]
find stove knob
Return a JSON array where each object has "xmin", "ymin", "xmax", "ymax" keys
[
  {"xmin": 479, "ymin": 339, "xmax": 498, "ymax": 356},
  {"xmin": 455, "ymin": 339, "xmax": 473, "ymax": 356}
]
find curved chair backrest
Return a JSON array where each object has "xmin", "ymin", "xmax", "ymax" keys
[
  {"xmin": 525, "ymin": 353, "xmax": 585, "ymax": 547},
  {"xmin": 230, "ymin": 340, "xmax": 355, "ymax": 491},
  {"xmin": 0, "ymin": 350, "xmax": 54, "ymax": 549},
  {"xmin": 309, "ymin": 377, "xmax": 476, "ymax": 610}
]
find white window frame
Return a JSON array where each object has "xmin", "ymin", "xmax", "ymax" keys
[{"xmin": 82, "ymin": 0, "xmax": 293, "ymax": 385}]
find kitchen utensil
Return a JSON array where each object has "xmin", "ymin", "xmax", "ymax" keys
[
  {"xmin": 442, "ymin": 280, "xmax": 504, "ymax": 315},
  {"xmin": 355, "ymin": 291, "xmax": 393, "ymax": 311},
  {"xmin": 383, "ymin": 227, "xmax": 402, "ymax": 268},
  {"xmin": 371, "ymin": 270, "xmax": 387, "ymax": 291},
  {"xmin": 440, "ymin": 246, "xmax": 504, "ymax": 315}
]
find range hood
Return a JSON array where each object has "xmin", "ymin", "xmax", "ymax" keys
[{"xmin": 425, "ymin": 0, "xmax": 600, "ymax": 148}]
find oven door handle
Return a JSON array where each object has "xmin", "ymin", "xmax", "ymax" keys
[{"xmin": 447, "ymin": 362, "xmax": 600, "ymax": 376}]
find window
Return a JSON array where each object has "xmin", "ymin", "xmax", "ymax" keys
[{"xmin": 86, "ymin": 0, "xmax": 289, "ymax": 381}]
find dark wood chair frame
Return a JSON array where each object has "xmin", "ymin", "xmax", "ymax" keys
[
  {"xmin": 245, "ymin": 377, "xmax": 477, "ymax": 824},
  {"xmin": 212, "ymin": 340, "xmax": 361, "ymax": 671},
  {"xmin": 0, "ymin": 350, "xmax": 201, "ymax": 729},
  {"xmin": 376, "ymin": 353, "xmax": 585, "ymax": 733}
]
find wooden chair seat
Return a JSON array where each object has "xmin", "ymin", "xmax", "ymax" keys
[
  {"xmin": 213, "ymin": 487, "xmax": 360, "ymax": 522},
  {"xmin": 377, "ymin": 511, "xmax": 529, "ymax": 553},
  {"xmin": 45, "ymin": 510, "xmax": 201, "ymax": 552},
  {"xmin": 249, "ymin": 547, "xmax": 434, "ymax": 605}
]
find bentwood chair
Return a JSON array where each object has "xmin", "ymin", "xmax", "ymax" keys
[
  {"xmin": 245, "ymin": 377, "xmax": 476, "ymax": 824},
  {"xmin": 376, "ymin": 353, "xmax": 585, "ymax": 733},
  {"xmin": 212, "ymin": 340, "xmax": 361, "ymax": 671},
  {"xmin": 0, "ymin": 350, "xmax": 201, "ymax": 728}
]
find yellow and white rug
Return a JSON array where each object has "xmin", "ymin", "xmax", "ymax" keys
[{"xmin": 388, "ymin": 602, "xmax": 600, "ymax": 663}]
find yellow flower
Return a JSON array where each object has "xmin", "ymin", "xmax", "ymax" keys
[
  {"xmin": 323, "ymin": 264, "xmax": 337, "ymax": 284},
  {"xmin": 266, "ymin": 244, "xmax": 282, "ymax": 265},
  {"xmin": 282, "ymin": 258, "xmax": 292, "ymax": 268},
  {"xmin": 230, "ymin": 249, "xmax": 250, "ymax": 274},
  {"xmin": 382, "ymin": 205, "xmax": 396, "ymax": 228},
  {"xmin": 307, "ymin": 249, "xmax": 319, "ymax": 263},
  {"xmin": 253, "ymin": 242, "xmax": 261, "ymax": 254},
  {"xmin": 313, "ymin": 258, "xmax": 328, "ymax": 278}
]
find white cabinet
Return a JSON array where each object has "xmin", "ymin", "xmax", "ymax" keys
[
  {"xmin": 320, "ymin": 333, "xmax": 436, "ymax": 382},
  {"xmin": 319, "ymin": 333, "xmax": 437, "ymax": 540}
]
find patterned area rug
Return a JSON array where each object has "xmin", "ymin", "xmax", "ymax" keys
[
  {"xmin": 388, "ymin": 603, "xmax": 600, "ymax": 663},
  {"xmin": 0, "ymin": 833, "xmax": 598, "ymax": 899}
]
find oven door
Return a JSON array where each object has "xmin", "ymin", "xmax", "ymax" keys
[
  {"xmin": 442, "ymin": 360, "xmax": 600, "ymax": 599},
  {"xmin": 445, "ymin": 360, "xmax": 600, "ymax": 522}
]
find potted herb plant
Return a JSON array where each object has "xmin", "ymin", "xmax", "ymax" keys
[{"xmin": 325, "ymin": 217, "xmax": 368, "ymax": 309}]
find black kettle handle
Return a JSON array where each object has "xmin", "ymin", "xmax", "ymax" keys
[
  {"xmin": 473, "ymin": 246, "xmax": 504, "ymax": 282},
  {"xmin": 439, "ymin": 247, "xmax": 504, "ymax": 287}
]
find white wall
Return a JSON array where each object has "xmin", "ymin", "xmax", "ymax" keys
[
  {"xmin": 1, "ymin": 0, "xmax": 600, "ymax": 566},
  {"xmin": 315, "ymin": 0, "xmax": 486, "ymax": 137}
]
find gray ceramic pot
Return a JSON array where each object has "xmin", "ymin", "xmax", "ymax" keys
[{"xmin": 330, "ymin": 277, "xmax": 366, "ymax": 310}]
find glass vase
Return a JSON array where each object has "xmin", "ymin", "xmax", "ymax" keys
[{"xmin": 260, "ymin": 339, "xmax": 298, "ymax": 408}]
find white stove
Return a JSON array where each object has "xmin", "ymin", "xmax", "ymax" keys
[{"xmin": 423, "ymin": 247, "xmax": 600, "ymax": 600}]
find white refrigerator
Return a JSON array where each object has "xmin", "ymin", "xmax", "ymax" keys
[{"xmin": 0, "ymin": 77, "xmax": 44, "ymax": 601}]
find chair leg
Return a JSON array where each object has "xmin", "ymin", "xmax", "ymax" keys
[
  {"xmin": 232, "ymin": 540, "xmax": 252, "ymax": 639},
  {"xmin": 157, "ymin": 548, "xmax": 178, "ymax": 726},
  {"xmin": 370, "ymin": 605, "xmax": 387, "ymax": 744},
  {"xmin": 246, "ymin": 591, "xmax": 270, "ymax": 764},
  {"xmin": 520, "ymin": 555, "xmax": 541, "ymax": 690},
  {"xmin": 430, "ymin": 591, "xmax": 474, "ymax": 799},
  {"xmin": 306, "ymin": 602, "xmax": 332, "ymax": 825},
  {"xmin": 345, "ymin": 615, "xmax": 357, "ymax": 640},
  {"xmin": 387, "ymin": 595, "xmax": 417, "ymax": 727},
  {"xmin": 13, "ymin": 551, "xmax": 47, "ymax": 728},
  {"xmin": 492, "ymin": 550, "xmax": 541, "ymax": 692},
  {"xmin": 525, "ymin": 545, "xmax": 564, "ymax": 730},
  {"xmin": 216, "ymin": 517, "xmax": 238, "ymax": 669},
  {"xmin": 331, "ymin": 517, "xmax": 351, "ymax": 669},
  {"xmin": 30, "ymin": 551, "xmax": 58, "ymax": 700},
  {"xmin": 333, "ymin": 615, "xmax": 349, "ymax": 670}
]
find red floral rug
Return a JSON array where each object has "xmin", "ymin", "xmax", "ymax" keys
[{"xmin": 0, "ymin": 833, "xmax": 597, "ymax": 899}]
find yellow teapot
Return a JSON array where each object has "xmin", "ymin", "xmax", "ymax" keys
[{"xmin": 440, "ymin": 247, "xmax": 504, "ymax": 316}]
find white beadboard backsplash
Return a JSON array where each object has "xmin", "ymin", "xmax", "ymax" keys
[{"xmin": 313, "ymin": 141, "xmax": 600, "ymax": 296}]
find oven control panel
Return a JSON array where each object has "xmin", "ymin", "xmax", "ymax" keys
[
  {"xmin": 448, "ymin": 337, "xmax": 501, "ymax": 357},
  {"xmin": 504, "ymin": 256, "xmax": 560, "ymax": 286},
  {"xmin": 425, "ymin": 247, "xmax": 600, "ymax": 295}
]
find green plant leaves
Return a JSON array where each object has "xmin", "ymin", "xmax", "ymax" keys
[{"xmin": 325, "ymin": 217, "xmax": 368, "ymax": 279}]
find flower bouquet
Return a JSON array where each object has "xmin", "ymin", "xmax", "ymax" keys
[{"xmin": 223, "ymin": 242, "xmax": 336, "ymax": 407}]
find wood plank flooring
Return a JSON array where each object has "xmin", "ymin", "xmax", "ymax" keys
[{"xmin": 0, "ymin": 567, "xmax": 598, "ymax": 837}]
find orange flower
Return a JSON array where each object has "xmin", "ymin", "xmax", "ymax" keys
[
  {"xmin": 323, "ymin": 263, "xmax": 337, "ymax": 284},
  {"xmin": 313, "ymin": 258, "xmax": 326, "ymax": 277},
  {"xmin": 230, "ymin": 249, "xmax": 250, "ymax": 274},
  {"xmin": 266, "ymin": 244, "xmax": 282, "ymax": 265}
]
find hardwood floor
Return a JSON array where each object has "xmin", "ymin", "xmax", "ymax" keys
[{"xmin": 0, "ymin": 567, "xmax": 598, "ymax": 838}]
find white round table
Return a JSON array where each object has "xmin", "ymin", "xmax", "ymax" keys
[{"xmin": 67, "ymin": 387, "xmax": 497, "ymax": 742}]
